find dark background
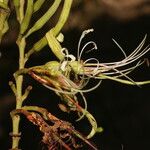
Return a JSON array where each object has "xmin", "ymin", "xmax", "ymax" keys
[{"xmin": 0, "ymin": 1, "xmax": 150, "ymax": 150}]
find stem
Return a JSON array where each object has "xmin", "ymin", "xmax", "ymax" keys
[
  {"xmin": 10, "ymin": 1, "xmax": 31, "ymax": 148},
  {"xmin": 11, "ymin": 37, "xmax": 26, "ymax": 149}
]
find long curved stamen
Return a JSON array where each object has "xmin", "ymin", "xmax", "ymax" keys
[
  {"xmin": 84, "ymin": 35, "xmax": 148, "ymax": 68},
  {"xmin": 102, "ymin": 35, "xmax": 148, "ymax": 66},
  {"xmin": 72, "ymin": 80, "xmax": 102, "ymax": 93},
  {"xmin": 84, "ymin": 61, "xmax": 143, "ymax": 86},
  {"xmin": 79, "ymin": 41, "xmax": 97, "ymax": 61},
  {"xmin": 84, "ymin": 58, "xmax": 100, "ymax": 77},
  {"xmin": 43, "ymin": 84, "xmax": 77, "ymax": 95},
  {"xmin": 101, "ymin": 61, "xmax": 143, "ymax": 76},
  {"xmin": 112, "ymin": 38, "xmax": 127, "ymax": 58},
  {"xmin": 84, "ymin": 42, "xmax": 149, "ymax": 74},
  {"xmin": 124, "ymin": 35, "xmax": 147, "ymax": 61},
  {"xmin": 94, "ymin": 60, "xmax": 143, "ymax": 76},
  {"xmin": 109, "ymin": 68, "xmax": 138, "ymax": 86},
  {"xmin": 77, "ymin": 29, "xmax": 94, "ymax": 61}
]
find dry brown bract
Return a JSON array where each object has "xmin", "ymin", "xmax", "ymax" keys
[{"xmin": 11, "ymin": 108, "xmax": 98, "ymax": 150}]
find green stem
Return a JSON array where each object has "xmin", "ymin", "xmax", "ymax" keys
[
  {"xmin": 11, "ymin": 37, "xmax": 26, "ymax": 149},
  {"xmin": 11, "ymin": 1, "xmax": 26, "ymax": 148}
]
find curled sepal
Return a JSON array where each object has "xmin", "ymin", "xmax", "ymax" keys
[{"xmin": 85, "ymin": 111, "xmax": 101, "ymax": 139}]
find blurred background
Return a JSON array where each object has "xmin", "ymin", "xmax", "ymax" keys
[{"xmin": 0, "ymin": 0, "xmax": 150, "ymax": 149}]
